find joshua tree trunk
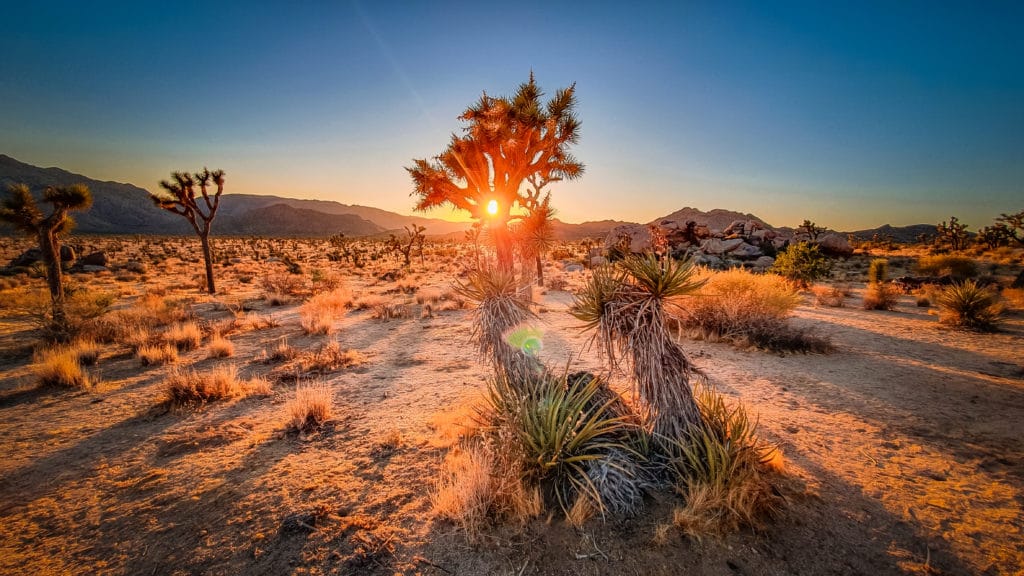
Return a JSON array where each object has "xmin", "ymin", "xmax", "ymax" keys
[
  {"xmin": 1013, "ymin": 268, "xmax": 1024, "ymax": 289},
  {"xmin": 535, "ymin": 255, "xmax": 544, "ymax": 287},
  {"xmin": 38, "ymin": 227, "xmax": 67, "ymax": 333},
  {"xmin": 492, "ymin": 222, "xmax": 514, "ymax": 274},
  {"xmin": 200, "ymin": 232, "xmax": 216, "ymax": 294}
]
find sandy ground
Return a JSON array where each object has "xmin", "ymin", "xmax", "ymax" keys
[{"xmin": 0, "ymin": 238, "xmax": 1022, "ymax": 575}]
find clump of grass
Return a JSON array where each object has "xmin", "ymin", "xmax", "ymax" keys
[
  {"xmin": 917, "ymin": 255, "xmax": 978, "ymax": 278},
  {"xmin": 163, "ymin": 365, "xmax": 271, "ymax": 407},
  {"xmin": 670, "ymin": 384, "xmax": 782, "ymax": 539},
  {"xmin": 371, "ymin": 301, "xmax": 412, "ymax": 320},
  {"xmin": 207, "ymin": 333, "xmax": 235, "ymax": 358},
  {"xmin": 812, "ymin": 285, "xmax": 845, "ymax": 307},
  {"xmin": 299, "ymin": 288, "xmax": 352, "ymax": 334},
  {"xmin": 70, "ymin": 339, "xmax": 101, "ymax": 366},
  {"xmin": 33, "ymin": 347, "xmax": 92, "ymax": 388},
  {"xmin": 935, "ymin": 280, "xmax": 1003, "ymax": 331},
  {"xmin": 678, "ymin": 268, "xmax": 830, "ymax": 353},
  {"xmin": 258, "ymin": 338, "xmax": 298, "ymax": 364},
  {"xmin": 164, "ymin": 321, "xmax": 203, "ymax": 351},
  {"xmin": 285, "ymin": 381, "xmax": 333, "ymax": 432},
  {"xmin": 300, "ymin": 341, "xmax": 366, "ymax": 372},
  {"xmin": 138, "ymin": 343, "xmax": 179, "ymax": 366},
  {"xmin": 862, "ymin": 283, "xmax": 898, "ymax": 311},
  {"xmin": 238, "ymin": 313, "xmax": 278, "ymax": 331},
  {"xmin": 353, "ymin": 294, "xmax": 387, "ymax": 310}
]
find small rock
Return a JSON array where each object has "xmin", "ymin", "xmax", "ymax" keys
[{"xmin": 79, "ymin": 251, "xmax": 108, "ymax": 266}]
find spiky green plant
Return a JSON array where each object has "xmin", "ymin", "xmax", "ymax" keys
[
  {"xmin": 454, "ymin": 267, "xmax": 539, "ymax": 378},
  {"xmin": 485, "ymin": 370, "xmax": 637, "ymax": 515},
  {"xmin": 571, "ymin": 254, "xmax": 706, "ymax": 444},
  {"xmin": 935, "ymin": 280, "xmax": 1003, "ymax": 331}
]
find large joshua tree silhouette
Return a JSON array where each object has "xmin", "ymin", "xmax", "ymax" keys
[
  {"xmin": 0, "ymin": 183, "xmax": 92, "ymax": 336},
  {"xmin": 150, "ymin": 169, "xmax": 225, "ymax": 294},
  {"xmin": 407, "ymin": 74, "xmax": 583, "ymax": 272}
]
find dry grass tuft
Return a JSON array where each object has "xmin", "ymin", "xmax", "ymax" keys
[
  {"xmin": 163, "ymin": 365, "xmax": 270, "ymax": 407},
  {"xmin": 299, "ymin": 288, "xmax": 352, "ymax": 334},
  {"xmin": 431, "ymin": 444, "xmax": 495, "ymax": 540},
  {"xmin": 370, "ymin": 301, "xmax": 412, "ymax": 320},
  {"xmin": 164, "ymin": 321, "xmax": 203, "ymax": 351},
  {"xmin": 285, "ymin": 381, "xmax": 333, "ymax": 432},
  {"xmin": 207, "ymin": 334, "xmax": 235, "ymax": 358},
  {"xmin": 812, "ymin": 284, "xmax": 845, "ymax": 307},
  {"xmin": 299, "ymin": 341, "xmax": 366, "ymax": 373},
  {"xmin": 862, "ymin": 284, "xmax": 899, "ymax": 311},
  {"xmin": 137, "ymin": 343, "xmax": 179, "ymax": 366},
  {"xmin": 33, "ymin": 347, "xmax": 92, "ymax": 388}
]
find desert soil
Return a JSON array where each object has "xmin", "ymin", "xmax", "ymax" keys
[{"xmin": 1, "ymin": 240, "xmax": 1022, "ymax": 576}]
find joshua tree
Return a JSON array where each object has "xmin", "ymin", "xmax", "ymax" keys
[
  {"xmin": 571, "ymin": 254, "xmax": 706, "ymax": 445},
  {"xmin": 798, "ymin": 219, "xmax": 825, "ymax": 241},
  {"xmin": 517, "ymin": 185, "xmax": 557, "ymax": 286},
  {"xmin": 0, "ymin": 183, "xmax": 92, "ymax": 335},
  {"xmin": 387, "ymin": 224, "xmax": 426, "ymax": 267},
  {"xmin": 150, "ymin": 169, "xmax": 225, "ymax": 294},
  {"xmin": 408, "ymin": 73, "xmax": 583, "ymax": 272},
  {"xmin": 994, "ymin": 210, "xmax": 1024, "ymax": 287},
  {"xmin": 936, "ymin": 216, "xmax": 969, "ymax": 252}
]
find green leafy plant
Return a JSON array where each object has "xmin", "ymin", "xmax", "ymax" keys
[{"xmin": 769, "ymin": 242, "xmax": 831, "ymax": 287}]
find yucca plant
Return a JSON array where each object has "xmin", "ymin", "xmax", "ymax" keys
[
  {"xmin": 454, "ymin": 266, "xmax": 540, "ymax": 379},
  {"xmin": 484, "ymin": 370, "xmax": 638, "ymax": 516},
  {"xmin": 936, "ymin": 280, "xmax": 1003, "ymax": 331},
  {"xmin": 571, "ymin": 253, "xmax": 706, "ymax": 444},
  {"xmin": 671, "ymin": 383, "xmax": 781, "ymax": 537}
]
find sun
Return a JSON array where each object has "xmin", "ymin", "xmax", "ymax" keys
[{"xmin": 486, "ymin": 199, "xmax": 498, "ymax": 215}]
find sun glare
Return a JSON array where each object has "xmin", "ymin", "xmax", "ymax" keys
[{"xmin": 486, "ymin": 199, "xmax": 498, "ymax": 215}]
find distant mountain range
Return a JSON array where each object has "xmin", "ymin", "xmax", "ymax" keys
[{"xmin": 0, "ymin": 154, "xmax": 937, "ymax": 242}]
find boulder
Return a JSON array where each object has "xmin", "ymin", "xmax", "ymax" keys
[
  {"xmin": 604, "ymin": 224, "xmax": 652, "ymax": 254},
  {"xmin": 723, "ymin": 220, "xmax": 747, "ymax": 236},
  {"xmin": 79, "ymin": 251, "xmax": 108, "ymax": 267},
  {"xmin": 700, "ymin": 238, "xmax": 744, "ymax": 255},
  {"xmin": 590, "ymin": 256, "xmax": 608, "ymax": 267},
  {"xmin": 730, "ymin": 242, "xmax": 763, "ymax": 259},
  {"xmin": 815, "ymin": 234, "xmax": 853, "ymax": 257},
  {"xmin": 564, "ymin": 264, "xmax": 584, "ymax": 273},
  {"xmin": 752, "ymin": 256, "xmax": 776, "ymax": 271},
  {"xmin": 124, "ymin": 260, "xmax": 147, "ymax": 274},
  {"xmin": 9, "ymin": 248, "xmax": 42, "ymax": 268},
  {"xmin": 694, "ymin": 254, "xmax": 725, "ymax": 269},
  {"xmin": 60, "ymin": 245, "xmax": 75, "ymax": 261}
]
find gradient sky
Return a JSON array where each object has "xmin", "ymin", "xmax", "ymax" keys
[{"xmin": 1, "ymin": 1, "xmax": 1021, "ymax": 230}]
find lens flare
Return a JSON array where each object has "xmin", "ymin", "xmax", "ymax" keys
[
  {"xmin": 504, "ymin": 325, "xmax": 544, "ymax": 356},
  {"xmin": 486, "ymin": 199, "xmax": 498, "ymax": 215}
]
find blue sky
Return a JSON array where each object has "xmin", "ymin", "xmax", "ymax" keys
[{"xmin": 1, "ymin": 1, "xmax": 1021, "ymax": 229}]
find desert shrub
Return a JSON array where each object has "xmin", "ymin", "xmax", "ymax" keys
[
  {"xmin": 207, "ymin": 334, "xmax": 235, "ymax": 358},
  {"xmin": 812, "ymin": 285, "xmax": 844, "ymax": 307},
  {"xmin": 678, "ymin": 268, "xmax": 830, "ymax": 353},
  {"xmin": 484, "ymin": 370, "xmax": 639, "ymax": 516},
  {"xmin": 769, "ymin": 242, "xmax": 831, "ymax": 286},
  {"xmin": 33, "ymin": 346, "xmax": 92, "ymax": 388},
  {"xmin": 671, "ymin": 384, "xmax": 781, "ymax": 539},
  {"xmin": 70, "ymin": 339, "xmax": 101, "ymax": 366},
  {"xmin": 137, "ymin": 343, "xmax": 179, "ymax": 366},
  {"xmin": 867, "ymin": 259, "xmax": 888, "ymax": 284},
  {"xmin": 298, "ymin": 292, "xmax": 342, "ymax": 335},
  {"xmin": 935, "ymin": 280, "xmax": 1003, "ymax": 331},
  {"xmin": 163, "ymin": 321, "xmax": 203, "ymax": 351},
  {"xmin": 431, "ymin": 442, "xmax": 542, "ymax": 540},
  {"xmin": 163, "ymin": 365, "xmax": 270, "ymax": 407},
  {"xmin": 258, "ymin": 338, "xmax": 298, "ymax": 364},
  {"xmin": 261, "ymin": 273, "xmax": 306, "ymax": 297},
  {"xmin": 917, "ymin": 255, "xmax": 978, "ymax": 278},
  {"xmin": 352, "ymin": 294, "xmax": 387, "ymax": 310},
  {"xmin": 862, "ymin": 283, "xmax": 898, "ymax": 311},
  {"xmin": 299, "ymin": 340, "xmax": 366, "ymax": 372},
  {"xmin": 285, "ymin": 381, "xmax": 333, "ymax": 432}
]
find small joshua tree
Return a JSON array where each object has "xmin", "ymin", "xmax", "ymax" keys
[
  {"xmin": 936, "ymin": 216, "xmax": 970, "ymax": 252},
  {"xmin": 863, "ymin": 258, "xmax": 897, "ymax": 310},
  {"xmin": 150, "ymin": 169, "xmax": 225, "ymax": 294},
  {"xmin": 993, "ymin": 210, "xmax": 1024, "ymax": 287},
  {"xmin": 572, "ymin": 253, "xmax": 706, "ymax": 445},
  {"xmin": 798, "ymin": 219, "xmax": 825, "ymax": 241},
  {"xmin": 388, "ymin": 224, "xmax": 426, "ymax": 267},
  {"xmin": 0, "ymin": 183, "xmax": 92, "ymax": 336}
]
